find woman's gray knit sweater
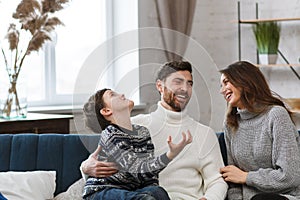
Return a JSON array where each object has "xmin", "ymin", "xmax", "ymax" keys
[{"xmin": 224, "ymin": 105, "xmax": 300, "ymax": 200}]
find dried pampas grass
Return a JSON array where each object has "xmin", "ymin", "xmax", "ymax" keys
[{"xmin": 0, "ymin": 0, "xmax": 69, "ymax": 118}]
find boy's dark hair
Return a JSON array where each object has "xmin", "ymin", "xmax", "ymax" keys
[
  {"xmin": 83, "ymin": 94, "xmax": 101, "ymax": 133},
  {"xmin": 94, "ymin": 88, "xmax": 111, "ymax": 130},
  {"xmin": 156, "ymin": 61, "xmax": 193, "ymax": 82},
  {"xmin": 83, "ymin": 88, "xmax": 111, "ymax": 132}
]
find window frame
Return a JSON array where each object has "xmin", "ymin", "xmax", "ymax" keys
[{"xmin": 27, "ymin": 0, "xmax": 139, "ymax": 108}]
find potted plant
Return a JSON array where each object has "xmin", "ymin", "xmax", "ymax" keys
[
  {"xmin": 252, "ymin": 21, "xmax": 281, "ymax": 65},
  {"xmin": 0, "ymin": 0, "xmax": 69, "ymax": 119}
]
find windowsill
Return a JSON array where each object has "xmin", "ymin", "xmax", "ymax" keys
[{"xmin": 27, "ymin": 103, "xmax": 147, "ymax": 114}]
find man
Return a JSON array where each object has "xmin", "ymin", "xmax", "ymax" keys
[{"xmin": 81, "ymin": 61, "xmax": 228, "ymax": 200}]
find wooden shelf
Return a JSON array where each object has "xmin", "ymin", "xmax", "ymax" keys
[
  {"xmin": 236, "ymin": 1, "xmax": 300, "ymax": 81},
  {"xmin": 0, "ymin": 113, "xmax": 73, "ymax": 134},
  {"xmin": 232, "ymin": 17, "xmax": 300, "ymax": 24}
]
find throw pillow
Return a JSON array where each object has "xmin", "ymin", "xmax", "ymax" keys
[
  {"xmin": 0, "ymin": 171, "xmax": 56, "ymax": 200},
  {"xmin": 53, "ymin": 178, "xmax": 85, "ymax": 200}
]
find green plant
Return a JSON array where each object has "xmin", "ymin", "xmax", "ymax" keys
[{"xmin": 252, "ymin": 21, "xmax": 281, "ymax": 54}]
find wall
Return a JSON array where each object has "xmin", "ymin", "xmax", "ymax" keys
[
  {"xmin": 138, "ymin": 0, "xmax": 300, "ymax": 132},
  {"xmin": 69, "ymin": 0, "xmax": 300, "ymax": 133}
]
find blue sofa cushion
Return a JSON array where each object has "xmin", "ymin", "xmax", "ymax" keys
[
  {"xmin": 0, "ymin": 134, "xmax": 99, "ymax": 195},
  {"xmin": 216, "ymin": 132, "xmax": 228, "ymax": 166}
]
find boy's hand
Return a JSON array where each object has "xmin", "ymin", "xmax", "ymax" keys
[{"xmin": 166, "ymin": 130, "xmax": 192, "ymax": 160}]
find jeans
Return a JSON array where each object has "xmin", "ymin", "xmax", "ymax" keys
[
  {"xmin": 251, "ymin": 193, "xmax": 289, "ymax": 200},
  {"xmin": 84, "ymin": 185, "xmax": 170, "ymax": 200}
]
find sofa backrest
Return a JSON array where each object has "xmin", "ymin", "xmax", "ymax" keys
[
  {"xmin": 216, "ymin": 132, "xmax": 228, "ymax": 166},
  {"xmin": 1, "ymin": 131, "xmax": 299, "ymax": 195},
  {"xmin": 0, "ymin": 134, "xmax": 99, "ymax": 195}
]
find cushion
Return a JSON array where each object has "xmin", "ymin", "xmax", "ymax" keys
[
  {"xmin": 53, "ymin": 178, "xmax": 85, "ymax": 200},
  {"xmin": 0, "ymin": 171, "xmax": 56, "ymax": 200}
]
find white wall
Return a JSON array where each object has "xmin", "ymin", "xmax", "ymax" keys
[{"xmin": 138, "ymin": 0, "xmax": 300, "ymax": 132}]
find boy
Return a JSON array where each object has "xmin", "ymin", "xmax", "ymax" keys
[{"xmin": 83, "ymin": 88, "xmax": 192, "ymax": 200}]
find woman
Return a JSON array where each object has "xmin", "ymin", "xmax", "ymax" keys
[{"xmin": 219, "ymin": 61, "xmax": 300, "ymax": 200}]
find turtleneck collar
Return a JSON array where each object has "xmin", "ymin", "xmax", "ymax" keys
[
  {"xmin": 153, "ymin": 101, "xmax": 189, "ymax": 124},
  {"xmin": 237, "ymin": 108, "xmax": 260, "ymax": 120}
]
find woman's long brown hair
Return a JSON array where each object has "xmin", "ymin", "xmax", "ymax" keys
[{"xmin": 219, "ymin": 61, "xmax": 291, "ymax": 131}]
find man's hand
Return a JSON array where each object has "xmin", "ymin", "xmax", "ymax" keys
[
  {"xmin": 220, "ymin": 165, "xmax": 248, "ymax": 184},
  {"xmin": 166, "ymin": 130, "xmax": 192, "ymax": 160},
  {"xmin": 81, "ymin": 146, "xmax": 118, "ymax": 178}
]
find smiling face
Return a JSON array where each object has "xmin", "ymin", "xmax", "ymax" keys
[
  {"xmin": 157, "ymin": 70, "xmax": 193, "ymax": 111},
  {"xmin": 220, "ymin": 74, "xmax": 245, "ymax": 109},
  {"xmin": 102, "ymin": 90, "xmax": 134, "ymax": 114}
]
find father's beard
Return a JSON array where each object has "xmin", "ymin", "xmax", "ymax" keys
[{"xmin": 162, "ymin": 87, "xmax": 190, "ymax": 112}]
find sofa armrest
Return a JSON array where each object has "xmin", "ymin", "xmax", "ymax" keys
[{"xmin": 216, "ymin": 132, "xmax": 227, "ymax": 166}]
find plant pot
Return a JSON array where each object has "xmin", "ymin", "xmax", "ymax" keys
[{"xmin": 258, "ymin": 54, "xmax": 278, "ymax": 65}]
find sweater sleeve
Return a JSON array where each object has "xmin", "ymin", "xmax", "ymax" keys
[
  {"xmin": 246, "ymin": 107, "xmax": 300, "ymax": 192},
  {"xmin": 99, "ymin": 126, "xmax": 170, "ymax": 182},
  {"xmin": 224, "ymin": 127, "xmax": 243, "ymax": 200}
]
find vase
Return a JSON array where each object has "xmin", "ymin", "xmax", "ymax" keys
[
  {"xmin": 258, "ymin": 54, "xmax": 278, "ymax": 65},
  {"xmin": 0, "ymin": 79, "xmax": 27, "ymax": 119}
]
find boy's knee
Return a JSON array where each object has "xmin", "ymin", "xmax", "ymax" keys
[{"xmin": 134, "ymin": 193, "xmax": 156, "ymax": 200}]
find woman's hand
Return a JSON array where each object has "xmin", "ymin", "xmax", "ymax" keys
[
  {"xmin": 166, "ymin": 130, "xmax": 193, "ymax": 160},
  {"xmin": 220, "ymin": 165, "xmax": 248, "ymax": 184},
  {"xmin": 81, "ymin": 145, "xmax": 118, "ymax": 178}
]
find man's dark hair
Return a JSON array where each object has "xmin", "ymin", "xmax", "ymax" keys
[{"xmin": 156, "ymin": 61, "xmax": 193, "ymax": 81}]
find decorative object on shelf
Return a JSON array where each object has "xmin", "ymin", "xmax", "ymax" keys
[
  {"xmin": 0, "ymin": 78, "xmax": 28, "ymax": 119},
  {"xmin": 236, "ymin": 1, "xmax": 300, "ymax": 81},
  {"xmin": 0, "ymin": 0, "xmax": 69, "ymax": 119},
  {"xmin": 252, "ymin": 21, "xmax": 281, "ymax": 65}
]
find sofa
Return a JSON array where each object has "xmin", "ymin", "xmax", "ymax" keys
[
  {"xmin": 0, "ymin": 131, "xmax": 298, "ymax": 199},
  {"xmin": 0, "ymin": 133, "xmax": 99, "ymax": 200}
]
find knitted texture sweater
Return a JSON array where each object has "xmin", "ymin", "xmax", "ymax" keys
[
  {"xmin": 83, "ymin": 124, "xmax": 170, "ymax": 198},
  {"xmin": 131, "ymin": 102, "xmax": 228, "ymax": 200},
  {"xmin": 224, "ymin": 105, "xmax": 300, "ymax": 200}
]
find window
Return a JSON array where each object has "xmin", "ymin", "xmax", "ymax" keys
[
  {"xmin": 0, "ymin": 0, "xmax": 139, "ymax": 108},
  {"xmin": 40, "ymin": 0, "xmax": 107, "ymax": 106}
]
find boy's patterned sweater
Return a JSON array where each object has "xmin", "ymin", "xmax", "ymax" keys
[{"xmin": 83, "ymin": 124, "xmax": 170, "ymax": 197}]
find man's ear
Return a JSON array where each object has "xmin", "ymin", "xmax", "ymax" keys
[
  {"xmin": 156, "ymin": 80, "xmax": 164, "ymax": 93},
  {"xmin": 100, "ymin": 107, "xmax": 112, "ymax": 117}
]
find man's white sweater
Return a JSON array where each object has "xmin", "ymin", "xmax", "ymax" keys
[{"xmin": 131, "ymin": 102, "xmax": 228, "ymax": 200}]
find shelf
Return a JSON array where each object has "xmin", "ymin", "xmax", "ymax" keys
[
  {"xmin": 236, "ymin": 1, "xmax": 300, "ymax": 81},
  {"xmin": 232, "ymin": 17, "xmax": 300, "ymax": 24},
  {"xmin": 0, "ymin": 113, "xmax": 73, "ymax": 134}
]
